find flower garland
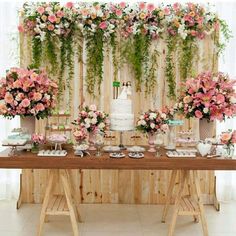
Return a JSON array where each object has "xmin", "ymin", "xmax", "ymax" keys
[
  {"xmin": 0, "ymin": 68, "xmax": 58, "ymax": 119},
  {"xmin": 18, "ymin": 2, "xmax": 231, "ymax": 98}
]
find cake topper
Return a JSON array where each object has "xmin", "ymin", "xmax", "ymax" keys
[{"xmin": 118, "ymin": 81, "xmax": 132, "ymax": 99}]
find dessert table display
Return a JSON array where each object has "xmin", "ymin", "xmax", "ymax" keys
[{"xmin": 0, "ymin": 148, "xmax": 236, "ymax": 236}]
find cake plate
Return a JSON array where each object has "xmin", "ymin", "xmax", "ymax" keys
[{"xmin": 110, "ymin": 129, "xmax": 134, "ymax": 150}]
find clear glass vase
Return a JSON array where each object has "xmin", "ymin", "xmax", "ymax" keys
[{"xmin": 223, "ymin": 145, "xmax": 234, "ymax": 159}]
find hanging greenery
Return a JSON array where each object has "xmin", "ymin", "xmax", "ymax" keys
[
  {"xmin": 18, "ymin": 2, "xmax": 231, "ymax": 100},
  {"xmin": 165, "ymin": 37, "xmax": 177, "ymax": 98},
  {"xmin": 178, "ymin": 37, "xmax": 198, "ymax": 82},
  {"xmin": 85, "ymin": 30, "xmax": 104, "ymax": 95}
]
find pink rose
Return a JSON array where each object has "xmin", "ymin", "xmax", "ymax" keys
[
  {"xmin": 0, "ymin": 103, "xmax": 7, "ymax": 114},
  {"xmin": 56, "ymin": 10, "xmax": 65, "ymax": 18},
  {"xmin": 216, "ymin": 94, "xmax": 225, "ymax": 104},
  {"xmin": 37, "ymin": 6, "xmax": 45, "ymax": 15},
  {"xmin": 65, "ymin": 2, "xmax": 74, "ymax": 8},
  {"xmin": 119, "ymin": 2, "xmax": 126, "ymax": 9},
  {"xmin": 147, "ymin": 3, "xmax": 155, "ymax": 12},
  {"xmin": 33, "ymin": 92, "xmax": 42, "ymax": 101},
  {"xmin": 99, "ymin": 21, "xmax": 107, "ymax": 30},
  {"xmin": 47, "ymin": 24, "xmax": 55, "ymax": 31},
  {"xmin": 195, "ymin": 110, "xmax": 203, "ymax": 119},
  {"xmin": 221, "ymin": 132, "xmax": 231, "ymax": 144},
  {"xmin": 48, "ymin": 15, "xmax": 57, "ymax": 23},
  {"xmin": 21, "ymin": 98, "xmax": 30, "ymax": 108},
  {"xmin": 35, "ymin": 103, "xmax": 45, "ymax": 111},
  {"xmin": 116, "ymin": 9, "xmax": 122, "ymax": 16},
  {"xmin": 164, "ymin": 7, "xmax": 171, "ymax": 15},
  {"xmin": 4, "ymin": 92, "xmax": 14, "ymax": 104},
  {"xmin": 18, "ymin": 25, "xmax": 24, "ymax": 32},
  {"xmin": 139, "ymin": 2, "xmax": 146, "ymax": 10},
  {"xmin": 173, "ymin": 3, "xmax": 180, "ymax": 11}
]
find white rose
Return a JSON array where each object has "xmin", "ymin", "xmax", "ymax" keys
[
  {"xmin": 141, "ymin": 120, "xmax": 146, "ymax": 125},
  {"xmin": 203, "ymin": 108, "xmax": 209, "ymax": 113},
  {"xmin": 150, "ymin": 123, "xmax": 155, "ymax": 129},
  {"xmin": 88, "ymin": 111, "xmax": 94, "ymax": 117},
  {"xmin": 137, "ymin": 121, "xmax": 142, "ymax": 126},
  {"xmin": 161, "ymin": 113, "xmax": 167, "ymax": 119},
  {"xmin": 230, "ymin": 96, "xmax": 236, "ymax": 104},
  {"xmin": 85, "ymin": 123, "xmax": 90, "ymax": 128},
  {"xmin": 91, "ymin": 118, "xmax": 97, "ymax": 124},
  {"xmin": 179, "ymin": 102, "xmax": 183, "ymax": 108},
  {"xmin": 149, "ymin": 113, "xmax": 157, "ymax": 120},
  {"xmin": 85, "ymin": 118, "xmax": 90, "ymax": 124},
  {"xmin": 98, "ymin": 123, "xmax": 105, "ymax": 129}
]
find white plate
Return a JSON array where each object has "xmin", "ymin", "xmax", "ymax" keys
[
  {"xmin": 128, "ymin": 152, "xmax": 144, "ymax": 159},
  {"xmin": 110, "ymin": 152, "xmax": 125, "ymax": 158}
]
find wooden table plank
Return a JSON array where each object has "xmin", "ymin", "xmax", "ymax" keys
[{"xmin": 0, "ymin": 148, "xmax": 235, "ymax": 170}]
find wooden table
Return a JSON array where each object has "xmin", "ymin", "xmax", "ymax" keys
[{"xmin": 0, "ymin": 149, "xmax": 235, "ymax": 236}]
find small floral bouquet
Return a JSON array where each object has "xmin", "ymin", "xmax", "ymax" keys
[
  {"xmin": 0, "ymin": 67, "xmax": 58, "ymax": 119},
  {"xmin": 136, "ymin": 109, "xmax": 169, "ymax": 134},
  {"xmin": 32, "ymin": 133, "xmax": 45, "ymax": 145},
  {"xmin": 220, "ymin": 130, "xmax": 236, "ymax": 147},
  {"xmin": 176, "ymin": 71, "xmax": 236, "ymax": 121},
  {"xmin": 73, "ymin": 127, "xmax": 87, "ymax": 143},
  {"xmin": 73, "ymin": 104, "xmax": 109, "ymax": 134}
]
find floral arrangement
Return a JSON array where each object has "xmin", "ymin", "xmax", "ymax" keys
[
  {"xmin": 176, "ymin": 71, "xmax": 236, "ymax": 121},
  {"xmin": 0, "ymin": 67, "xmax": 58, "ymax": 119},
  {"xmin": 161, "ymin": 106, "xmax": 176, "ymax": 120},
  {"xmin": 31, "ymin": 133, "xmax": 45, "ymax": 145},
  {"xmin": 220, "ymin": 130, "xmax": 236, "ymax": 147},
  {"xmin": 73, "ymin": 104, "xmax": 109, "ymax": 134},
  {"xmin": 18, "ymin": 2, "xmax": 231, "ymax": 98},
  {"xmin": 73, "ymin": 127, "xmax": 87, "ymax": 142},
  {"xmin": 136, "ymin": 109, "xmax": 169, "ymax": 134}
]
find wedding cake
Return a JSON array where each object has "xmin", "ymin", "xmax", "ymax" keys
[{"xmin": 110, "ymin": 82, "xmax": 134, "ymax": 131}]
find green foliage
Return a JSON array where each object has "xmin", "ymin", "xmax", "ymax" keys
[
  {"xmin": 216, "ymin": 19, "xmax": 233, "ymax": 55},
  {"xmin": 45, "ymin": 33, "xmax": 58, "ymax": 74},
  {"xmin": 179, "ymin": 37, "xmax": 198, "ymax": 82},
  {"xmin": 165, "ymin": 37, "xmax": 176, "ymax": 98},
  {"xmin": 110, "ymin": 33, "xmax": 118, "ymax": 81},
  {"xmin": 85, "ymin": 30, "xmax": 104, "ymax": 95},
  {"xmin": 32, "ymin": 36, "xmax": 42, "ymax": 68}
]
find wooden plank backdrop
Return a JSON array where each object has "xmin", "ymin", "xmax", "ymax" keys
[{"xmin": 19, "ymin": 32, "xmax": 217, "ymax": 204}]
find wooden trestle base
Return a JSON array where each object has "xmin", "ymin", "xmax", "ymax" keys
[
  {"xmin": 37, "ymin": 169, "xmax": 82, "ymax": 236},
  {"xmin": 162, "ymin": 170, "xmax": 209, "ymax": 236}
]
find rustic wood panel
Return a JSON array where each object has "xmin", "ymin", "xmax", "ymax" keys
[{"xmin": 19, "ymin": 33, "xmax": 217, "ymax": 204}]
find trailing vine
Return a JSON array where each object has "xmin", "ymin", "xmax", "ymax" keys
[
  {"xmin": 32, "ymin": 36, "xmax": 42, "ymax": 68},
  {"xmin": 165, "ymin": 36, "xmax": 177, "ymax": 98},
  {"xmin": 145, "ymin": 49, "xmax": 159, "ymax": 95},
  {"xmin": 110, "ymin": 33, "xmax": 118, "ymax": 82},
  {"xmin": 178, "ymin": 37, "xmax": 198, "ymax": 82},
  {"xmin": 85, "ymin": 30, "xmax": 104, "ymax": 95},
  {"xmin": 45, "ymin": 33, "xmax": 58, "ymax": 74}
]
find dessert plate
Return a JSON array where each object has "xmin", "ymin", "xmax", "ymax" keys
[
  {"xmin": 128, "ymin": 152, "xmax": 144, "ymax": 159},
  {"xmin": 110, "ymin": 152, "xmax": 125, "ymax": 158}
]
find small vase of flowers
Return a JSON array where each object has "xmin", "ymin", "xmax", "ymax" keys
[
  {"xmin": 220, "ymin": 130, "xmax": 236, "ymax": 158},
  {"xmin": 73, "ymin": 104, "xmax": 109, "ymax": 150},
  {"xmin": 31, "ymin": 133, "xmax": 45, "ymax": 153},
  {"xmin": 136, "ymin": 109, "xmax": 169, "ymax": 152}
]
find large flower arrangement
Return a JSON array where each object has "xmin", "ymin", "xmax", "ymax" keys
[
  {"xmin": 136, "ymin": 109, "xmax": 169, "ymax": 134},
  {"xmin": 73, "ymin": 104, "xmax": 109, "ymax": 134},
  {"xmin": 176, "ymin": 71, "xmax": 236, "ymax": 121},
  {"xmin": 18, "ymin": 2, "xmax": 231, "ymax": 98},
  {"xmin": 0, "ymin": 68, "xmax": 58, "ymax": 119}
]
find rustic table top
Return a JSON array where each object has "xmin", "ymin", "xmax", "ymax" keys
[{"xmin": 0, "ymin": 147, "xmax": 235, "ymax": 170}]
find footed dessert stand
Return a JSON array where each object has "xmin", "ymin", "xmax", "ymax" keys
[{"xmin": 111, "ymin": 129, "xmax": 133, "ymax": 150}]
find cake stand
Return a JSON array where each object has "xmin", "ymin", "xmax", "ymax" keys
[{"xmin": 110, "ymin": 129, "xmax": 134, "ymax": 150}]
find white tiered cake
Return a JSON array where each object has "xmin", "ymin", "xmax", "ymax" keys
[
  {"xmin": 110, "ymin": 82, "xmax": 134, "ymax": 131},
  {"xmin": 110, "ymin": 99, "xmax": 134, "ymax": 131}
]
